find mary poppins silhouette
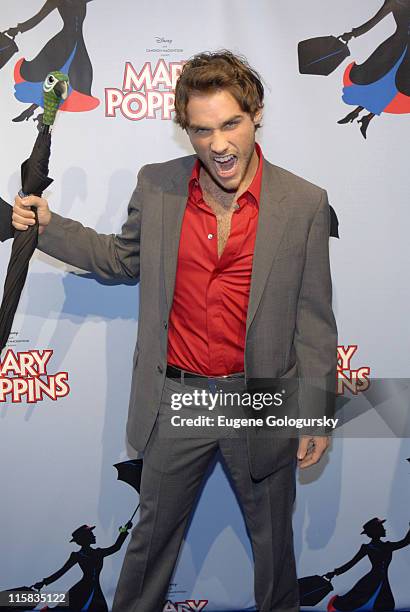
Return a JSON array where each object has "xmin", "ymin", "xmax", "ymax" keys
[
  {"xmin": 325, "ymin": 518, "xmax": 410, "ymax": 611},
  {"xmin": 5, "ymin": 0, "xmax": 99, "ymax": 124},
  {"xmin": 32, "ymin": 522, "xmax": 131, "ymax": 611},
  {"xmin": 338, "ymin": 0, "xmax": 410, "ymax": 138}
]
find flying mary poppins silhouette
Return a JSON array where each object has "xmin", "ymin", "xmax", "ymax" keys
[{"xmin": 298, "ymin": 0, "xmax": 410, "ymax": 139}]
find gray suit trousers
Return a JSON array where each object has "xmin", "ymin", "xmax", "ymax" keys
[{"xmin": 112, "ymin": 376, "xmax": 300, "ymax": 612}]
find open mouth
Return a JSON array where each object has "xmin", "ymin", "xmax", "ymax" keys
[{"xmin": 213, "ymin": 154, "xmax": 238, "ymax": 177}]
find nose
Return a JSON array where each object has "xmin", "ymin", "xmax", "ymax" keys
[{"xmin": 210, "ymin": 130, "xmax": 229, "ymax": 155}]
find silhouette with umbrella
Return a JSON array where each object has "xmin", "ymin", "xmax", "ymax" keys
[
  {"xmin": 325, "ymin": 517, "xmax": 410, "ymax": 611},
  {"xmin": 338, "ymin": 0, "xmax": 410, "ymax": 138},
  {"xmin": 5, "ymin": 0, "xmax": 99, "ymax": 124},
  {"xmin": 29, "ymin": 460, "xmax": 143, "ymax": 610},
  {"xmin": 32, "ymin": 523, "xmax": 132, "ymax": 611},
  {"xmin": 0, "ymin": 461, "xmax": 142, "ymax": 610}
]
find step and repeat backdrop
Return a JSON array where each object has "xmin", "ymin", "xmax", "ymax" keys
[{"xmin": 0, "ymin": 1, "xmax": 409, "ymax": 611}]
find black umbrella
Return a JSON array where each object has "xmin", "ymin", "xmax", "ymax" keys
[
  {"xmin": 0, "ymin": 198, "xmax": 13, "ymax": 242},
  {"xmin": 0, "ymin": 71, "xmax": 69, "ymax": 353},
  {"xmin": 114, "ymin": 459, "xmax": 143, "ymax": 523},
  {"xmin": 298, "ymin": 574, "xmax": 334, "ymax": 606},
  {"xmin": 298, "ymin": 35, "xmax": 350, "ymax": 76}
]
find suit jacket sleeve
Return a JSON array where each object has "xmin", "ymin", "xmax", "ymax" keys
[
  {"xmin": 37, "ymin": 167, "xmax": 144, "ymax": 281},
  {"xmin": 294, "ymin": 189, "xmax": 338, "ymax": 433}
]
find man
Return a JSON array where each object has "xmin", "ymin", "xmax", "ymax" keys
[{"xmin": 13, "ymin": 51, "xmax": 338, "ymax": 612}]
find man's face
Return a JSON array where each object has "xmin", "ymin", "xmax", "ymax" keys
[{"xmin": 185, "ymin": 89, "xmax": 262, "ymax": 193}]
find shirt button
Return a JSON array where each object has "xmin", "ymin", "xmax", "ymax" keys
[
  {"xmin": 163, "ymin": 321, "xmax": 168, "ymax": 329},
  {"xmin": 208, "ymin": 233, "xmax": 213, "ymax": 239}
]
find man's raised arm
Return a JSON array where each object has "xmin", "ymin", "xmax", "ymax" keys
[{"xmin": 12, "ymin": 168, "xmax": 145, "ymax": 281}]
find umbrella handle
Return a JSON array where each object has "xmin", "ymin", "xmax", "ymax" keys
[{"xmin": 129, "ymin": 503, "xmax": 140, "ymax": 522}]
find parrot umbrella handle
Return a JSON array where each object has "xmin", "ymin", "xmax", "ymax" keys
[{"xmin": 0, "ymin": 72, "xmax": 69, "ymax": 353}]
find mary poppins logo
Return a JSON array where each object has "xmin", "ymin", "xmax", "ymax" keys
[
  {"xmin": 0, "ymin": 349, "xmax": 69, "ymax": 403},
  {"xmin": 337, "ymin": 344, "xmax": 370, "ymax": 395},
  {"xmin": 105, "ymin": 60, "xmax": 184, "ymax": 121},
  {"xmin": 163, "ymin": 601, "xmax": 208, "ymax": 611}
]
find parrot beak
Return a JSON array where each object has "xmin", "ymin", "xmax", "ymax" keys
[{"xmin": 55, "ymin": 81, "xmax": 69, "ymax": 100}]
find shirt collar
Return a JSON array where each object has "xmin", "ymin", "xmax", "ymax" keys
[{"xmin": 189, "ymin": 142, "xmax": 263, "ymax": 208}]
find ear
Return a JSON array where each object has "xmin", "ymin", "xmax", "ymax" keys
[{"xmin": 253, "ymin": 108, "xmax": 263, "ymax": 126}]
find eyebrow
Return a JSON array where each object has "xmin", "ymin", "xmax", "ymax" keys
[{"xmin": 189, "ymin": 114, "xmax": 243, "ymax": 131}]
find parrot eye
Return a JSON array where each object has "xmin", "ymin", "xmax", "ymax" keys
[{"xmin": 43, "ymin": 74, "xmax": 58, "ymax": 93}]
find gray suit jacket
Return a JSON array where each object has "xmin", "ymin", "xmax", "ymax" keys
[{"xmin": 37, "ymin": 154, "xmax": 337, "ymax": 479}]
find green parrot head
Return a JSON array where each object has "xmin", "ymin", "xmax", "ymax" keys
[{"xmin": 42, "ymin": 71, "xmax": 69, "ymax": 126}]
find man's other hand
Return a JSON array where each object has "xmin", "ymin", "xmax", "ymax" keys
[
  {"xmin": 297, "ymin": 435, "xmax": 330, "ymax": 468},
  {"xmin": 12, "ymin": 194, "xmax": 51, "ymax": 235}
]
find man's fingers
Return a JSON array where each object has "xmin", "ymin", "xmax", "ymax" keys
[
  {"xmin": 298, "ymin": 446, "xmax": 322, "ymax": 468},
  {"xmin": 13, "ymin": 213, "xmax": 36, "ymax": 226},
  {"xmin": 14, "ymin": 194, "xmax": 40, "ymax": 208},
  {"xmin": 297, "ymin": 436, "xmax": 329, "ymax": 469},
  {"xmin": 13, "ymin": 208, "xmax": 36, "ymax": 221},
  {"xmin": 14, "ymin": 195, "xmax": 41, "ymax": 214},
  {"xmin": 12, "ymin": 195, "xmax": 41, "ymax": 230},
  {"xmin": 12, "ymin": 221, "xmax": 30, "ymax": 231}
]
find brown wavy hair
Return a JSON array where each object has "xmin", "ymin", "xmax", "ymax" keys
[{"xmin": 174, "ymin": 50, "xmax": 264, "ymax": 130}]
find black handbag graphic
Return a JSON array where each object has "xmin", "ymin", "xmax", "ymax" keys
[
  {"xmin": 298, "ymin": 35, "xmax": 350, "ymax": 76},
  {"xmin": 0, "ymin": 32, "xmax": 18, "ymax": 70},
  {"xmin": 298, "ymin": 574, "xmax": 334, "ymax": 605}
]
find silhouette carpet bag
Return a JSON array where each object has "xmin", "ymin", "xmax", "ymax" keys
[
  {"xmin": 298, "ymin": 35, "xmax": 350, "ymax": 76},
  {"xmin": 298, "ymin": 574, "xmax": 334, "ymax": 606}
]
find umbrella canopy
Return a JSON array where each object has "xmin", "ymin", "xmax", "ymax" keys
[
  {"xmin": 298, "ymin": 574, "xmax": 334, "ymax": 606},
  {"xmin": 114, "ymin": 459, "xmax": 143, "ymax": 494},
  {"xmin": 0, "ymin": 198, "xmax": 13, "ymax": 242},
  {"xmin": 114, "ymin": 459, "xmax": 144, "ymax": 524},
  {"xmin": 0, "ymin": 72, "xmax": 68, "ymax": 353},
  {"xmin": 298, "ymin": 35, "xmax": 350, "ymax": 76}
]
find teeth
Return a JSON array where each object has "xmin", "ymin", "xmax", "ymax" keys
[{"xmin": 214, "ymin": 154, "xmax": 235, "ymax": 163}]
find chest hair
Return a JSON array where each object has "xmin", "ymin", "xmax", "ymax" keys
[{"xmin": 201, "ymin": 179, "xmax": 238, "ymax": 259}]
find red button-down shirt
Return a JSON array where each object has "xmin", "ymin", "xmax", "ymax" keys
[{"xmin": 167, "ymin": 144, "xmax": 263, "ymax": 376}]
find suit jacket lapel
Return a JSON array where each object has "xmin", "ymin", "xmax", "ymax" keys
[
  {"xmin": 245, "ymin": 159, "xmax": 289, "ymax": 334},
  {"xmin": 162, "ymin": 157, "xmax": 195, "ymax": 313}
]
